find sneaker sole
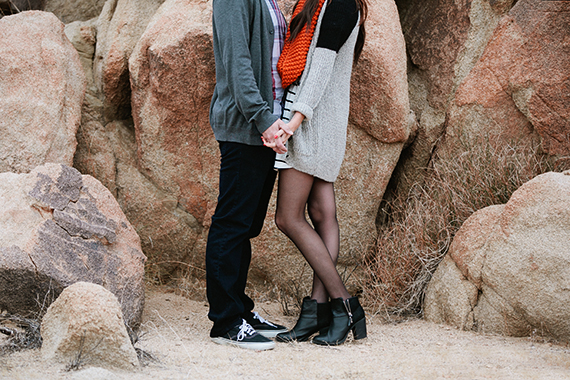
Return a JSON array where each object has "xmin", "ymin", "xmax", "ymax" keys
[
  {"xmin": 256, "ymin": 329, "xmax": 288, "ymax": 338},
  {"xmin": 211, "ymin": 337, "xmax": 276, "ymax": 351}
]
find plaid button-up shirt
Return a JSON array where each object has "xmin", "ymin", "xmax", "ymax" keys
[{"xmin": 264, "ymin": 0, "xmax": 287, "ymax": 116}]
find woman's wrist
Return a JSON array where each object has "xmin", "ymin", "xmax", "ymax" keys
[{"xmin": 288, "ymin": 112, "xmax": 306, "ymax": 133}]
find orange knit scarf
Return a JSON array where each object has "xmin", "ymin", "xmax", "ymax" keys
[{"xmin": 277, "ymin": 0, "xmax": 326, "ymax": 89}]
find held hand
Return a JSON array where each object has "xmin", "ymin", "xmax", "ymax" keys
[
  {"xmin": 262, "ymin": 123, "xmax": 294, "ymax": 150},
  {"xmin": 261, "ymin": 119, "xmax": 288, "ymax": 154},
  {"xmin": 262, "ymin": 112, "xmax": 304, "ymax": 152},
  {"xmin": 274, "ymin": 126, "xmax": 294, "ymax": 143}
]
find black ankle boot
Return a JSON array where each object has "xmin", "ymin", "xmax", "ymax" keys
[
  {"xmin": 311, "ymin": 296, "xmax": 366, "ymax": 346},
  {"xmin": 276, "ymin": 297, "xmax": 332, "ymax": 342}
]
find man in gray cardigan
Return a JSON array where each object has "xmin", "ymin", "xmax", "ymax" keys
[{"xmin": 206, "ymin": 0, "xmax": 288, "ymax": 351}]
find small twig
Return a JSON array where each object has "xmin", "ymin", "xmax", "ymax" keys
[
  {"xmin": 65, "ymin": 331, "xmax": 104, "ymax": 372},
  {"xmin": 8, "ymin": 0, "xmax": 21, "ymax": 13},
  {"xmin": 0, "ymin": 326, "xmax": 14, "ymax": 336}
]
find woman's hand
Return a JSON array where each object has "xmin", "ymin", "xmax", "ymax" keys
[
  {"xmin": 262, "ymin": 119, "xmax": 288, "ymax": 154},
  {"xmin": 262, "ymin": 112, "xmax": 305, "ymax": 151}
]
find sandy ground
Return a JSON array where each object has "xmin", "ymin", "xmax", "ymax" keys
[{"xmin": 1, "ymin": 287, "xmax": 570, "ymax": 380}]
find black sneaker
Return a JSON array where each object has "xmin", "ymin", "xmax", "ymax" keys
[
  {"xmin": 246, "ymin": 312, "xmax": 288, "ymax": 338},
  {"xmin": 211, "ymin": 319, "xmax": 275, "ymax": 351}
]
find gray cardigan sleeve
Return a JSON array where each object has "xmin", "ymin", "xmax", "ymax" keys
[
  {"xmin": 290, "ymin": 47, "xmax": 336, "ymax": 121},
  {"xmin": 213, "ymin": 0, "xmax": 278, "ymax": 134},
  {"xmin": 290, "ymin": 0, "xmax": 358, "ymax": 121}
]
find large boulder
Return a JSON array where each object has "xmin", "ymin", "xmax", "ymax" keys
[
  {"xmin": 445, "ymin": 0, "xmax": 570, "ymax": 156},
  {"xmin": 41, "ymin": 282, "xmax": 138, "ymax": 369},
  {"xmin": 399, "ymin": 0, "xmax": 473, "ymax": 110},
  {"xmin": 94, "ymin": 0, "xmax": 166, "ymax": 121},
  {"xmin": 394, "ymin": 0, "xmax": 570, "ymax": 193},
  {"xmin": 425, "ymin": 171, "xmax": 570, "ymax": 341},
  {"xmin": 393, "ymin": 0, "xmax": 510, "ymax": 192},
  {"xmin": 0, "ymin": 163, "xmax": 146, "ymax": 328},
  {"xmin": 128, "ymin": 0, "xmax": 220, "ymax": 276},
  {"xmin": 350, "ymin": 0, "xmax": 411, "ymax": 144},
  {"xmin": 0, "ymin": 11, "xmax": 85, "ymax": 174}
]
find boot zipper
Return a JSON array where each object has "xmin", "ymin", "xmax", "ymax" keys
[{"xmin": 344, "ymin": 299, "xmax": 353, "ymax": 326}]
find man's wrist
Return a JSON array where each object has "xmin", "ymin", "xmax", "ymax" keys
[{"xmin": 256, "ymin": 112, "xmax": 280, "ymax": 135}]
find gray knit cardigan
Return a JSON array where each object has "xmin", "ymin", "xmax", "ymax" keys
[
  {"xmin": 281, "ymin": 1, "xmax": 360, "ymax": 182},
  {"xmin": 209, "ymin": 0, "xmax": 280, "ymax": 145}
]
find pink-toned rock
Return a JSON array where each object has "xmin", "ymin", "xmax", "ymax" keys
[
  {"xmin": 128, "ymin": 0, "xmax": 217, "ymax": 275},
  {"xmin": 425, "ymin": 171, "xmax": 570, "ymax": 341},
  {"xmin": 0, "ymin": 163, "xmax": 145, "ymax": 328},
  {"xmin": 423, "ymin": 254, "xmax": 479, "ymax": 330},
  {"xmin": 0, "ymin": 11, "xmax": 85, "ymax": 174},
  {"xmin": 448, "ymin": 205, "xmax": 505, "ymax": 289},
  {"xmin": 390, "ymin": 0, "xmax": 479, "ymax": 194},
  {"xmin": 399, "ymin": 0, "xmax": 472, "ymax": 110},
  {"xmin": 94, "ymin": 0, "xmax": 165, "ymax": 121},
  {"xmin": 446, "ymin": 0, "xmax": 570, "ymax": 155},
  {"xmin": 350, "ymin": 0, "xmax": 411, "ymax": 143},
  {"xmin": 109, "ymin": 120, "xmax": 205, "ymax": 280},
  {"xmin": 41, "ymin": 282, "xmax": 138, "ymax": 369},
  {"xmin": 392, "ymin": 0, "xmax": 518, "ymax": 195}
]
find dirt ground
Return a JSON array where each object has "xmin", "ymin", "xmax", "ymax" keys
[{"xmin": 1, "ymin": 286, "xmax": 570, "ymax": 380}]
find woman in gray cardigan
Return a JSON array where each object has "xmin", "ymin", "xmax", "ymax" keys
[{"xmin": 263, "ymin": 0, "xmax": 368, "ymax": 346}]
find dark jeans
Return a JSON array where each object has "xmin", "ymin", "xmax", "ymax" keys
[{"xmin": 206, "ymin": 141, "xmax": 277, "ymax": 337}]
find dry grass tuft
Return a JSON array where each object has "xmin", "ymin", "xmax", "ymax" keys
[
  {"xmin": 363, "ymin": 138, "xmax": 558, "ymax": 318},
  {"xmin": 0, "ymin": 314, "xmax": 42, "ymax": 355},
  {"xmin": 0, "ymin": 284, "xmax": 59, "ymax": 355}
]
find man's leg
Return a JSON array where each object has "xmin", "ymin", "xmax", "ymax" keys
[
  {"xmin": 237, "ymin": 165, "xmax": 277, "ymax": 315},
  {"xmin": 234, "ymin": 167, "xmax": 287, "ymax": 337},
  {"xmin": 206, "ymin": 142, "xmax": 276, "ymax": 337}
]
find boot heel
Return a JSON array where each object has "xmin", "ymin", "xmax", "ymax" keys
[{"xmin": 352, "ymin": 318, "xmax": 367, "ymax": 340}]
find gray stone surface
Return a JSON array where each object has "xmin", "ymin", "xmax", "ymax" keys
[{"xmin": 0, "ymin": 164, "xmax": 145, "ymax": 328}]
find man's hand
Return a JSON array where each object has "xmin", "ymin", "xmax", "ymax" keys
[
  {"xmin": 262, "ymin": 112, "xmax": 303, "ymax": 153},
  {"xmin": 261, "ymin": 119, "xmax": 288, "ymax": 154}
]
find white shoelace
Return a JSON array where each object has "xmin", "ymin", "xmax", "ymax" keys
[
  {"xmin": 236, "ymin": 319, "xmax": 256, "ymax": 341},
  {"xmin": 253, "ymin": 312, "xmax": 277, "ymax": 328}
]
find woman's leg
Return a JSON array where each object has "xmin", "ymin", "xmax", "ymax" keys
[
  {"xmin": 275, "ymin": 169, "xmax": 350, "ymax": 301},
  {"xmin": 306, "ymin": 178, "xmax": 340, "ymax": 303}
]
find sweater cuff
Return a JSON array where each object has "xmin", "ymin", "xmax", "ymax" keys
[
  {"xmin": 291, "ymin": 102, "xmax": 314, "ymax": 121},
  {"xmin": 255, "ymin": 110, "xmax": 279, "ymax": 135}
]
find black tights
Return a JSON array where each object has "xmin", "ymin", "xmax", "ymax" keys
[{"xmin": 275, "ymin": 168, "xmax": 350, "ymax": 302}]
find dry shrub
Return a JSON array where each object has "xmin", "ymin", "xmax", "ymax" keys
[
  {"xmin": 363, "ymin": 138, "xmax": 559, "ymax": 318},
  {"xmin": 0, "ymin": 314, "xmax": 42, "ymax": 355},
  {"xmin": 0, "ymin": 0, "xmax": 45, "ymax": 17},
  {"xmin": 0, "ymin": 282, "xmax": 59, "ymax": 355}
]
